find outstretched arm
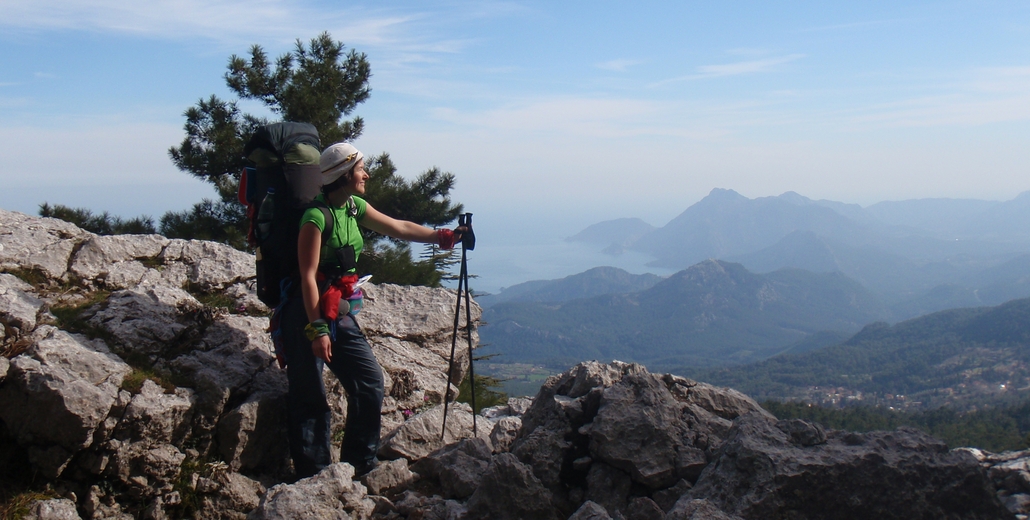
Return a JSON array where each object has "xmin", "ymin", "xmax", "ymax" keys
[{"xmin": 360, "ymin": 203, "xmax": 443, "ymax": 244}]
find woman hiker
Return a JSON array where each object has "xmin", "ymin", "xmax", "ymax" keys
[{"xmin": 282, "ymin": 142, "xmax": 464, "ymax": 479}]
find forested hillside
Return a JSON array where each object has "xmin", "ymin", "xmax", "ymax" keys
[
  {"xmin": 691, "ymin": 297, "xmax": 1030, "ymax": 410},
  {"xmin": 479, "ymin": 260, "xmax": 889, "ymax": 370}
]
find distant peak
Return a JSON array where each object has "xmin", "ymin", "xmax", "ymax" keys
[
  {"xmin": 777, "ymin": 191, "xmax": 811, "ymax": 205},
  {"xmin": 707, "ymin": 188, "xmax": 744, "ymax": 199}
]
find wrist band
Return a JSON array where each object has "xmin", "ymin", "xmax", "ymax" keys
[{"xmin": 305, "ymin": 321, "xmax": 330, "ymax": 341}]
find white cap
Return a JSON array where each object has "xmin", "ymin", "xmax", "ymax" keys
[{"xmin": 320, "ymin": 142, "xmax": 364, "ymax": 185}]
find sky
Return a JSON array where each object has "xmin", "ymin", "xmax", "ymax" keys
[{"xmin": 2, "ymin": 1, "xmax": 1029, "ymax": 292}]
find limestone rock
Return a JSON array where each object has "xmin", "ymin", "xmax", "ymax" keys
[
  {"xmin": 105, "ymin": 440, "xmax": 186, "ymax": 499},
  {"xmin": 667, "ymin": 498, "xmax": 743, "ymax": 520},
  {"xmin": 194, "ymin": 471, "xmax": 266, "ymax": 520},
  {"xmin": 28, "ymin": 326, "xmax": 131, "ymax": 387},
  {"xmin": 160, "ymin": 239, "xmax": 255, "ymax": 291},
  {"xmin": 361, "ymin": 283, "xmax": 482, "ymax": 397},
  {"xmin": 360, "ymin": 283, "xmax": 481, "ymax": 340},
  {"xmin": 489, "ymin": 415, "xmax": 522, "ymax": 453},
  {"xmin": 412, "ymin": 438, "xmax": 493, "ymax": 499},
  {"xmin": 217, "ymin": 385, "xmax": 289, "ymax": 474},
  {"xmin": 584, "ymin": 462, "xmax": 632, "ymax": 515},
  {"xmin": 379, "ymin": 403, "xmax": 486, "ymax": 461},
  {"xmin": 361, "ymin": 458, "xmax": 417, "ymax": 496},
  {"xmin": 0, "ymin": 272, "xmax": 45, "ymax": 336},
  {"xmin": 966, "ymin": 448, "xmax": 1030, "ymax": 516},
  {"xmin": 626, "ymin": 497, "xmax": 666, "ymax": 520},
  {"xmin": 0, "ymin": 209, "xmax": 89, "ymax": 280},
  {"xmin": 115, "ymin": 380, "xmax": 194, "ymax": 445},
  {"xmin": 86, "ymin": 286, "xmax": 202, "ymax": 356},
  {"xmin": 23, "ymin": 498, "xmax": 82, "ymax": 520},
  {"xmin": 568, "ymin": 501, "xmax": 613, "ymax": 520},
  {"xmin": 0, "ymin": 328, "xmax": 128, "ymax": 477},
  {"xmin": 69, "ymin": 234, "xmax": 170, "ymax": 288},
  {"xmin": 173, "ymin": 315, "xmax": 278, "ymax": 445},
  {"xmin": 248, "ymin": 463, "xmax": 374, "ymax": 520},
  {"xmin": 588, "ymin": 371, "xmax": 713, "ymax": 489},
  {"xmin": 465, "ymin": 452, "xmax": 561, "ymax": 520},
  {"xmin": 652, "ymin": 479, "xmax": 693, "ymax": 513},
  {"xmin": 688, "ymin": 413, "xmax": 1013, "ymax": 519},
  {"xmin": 394, "ymin": 491, "xmax": 467, "ymax": 520},
  {"xmin": 224, "ymin": 281, "xmax": 268, "ymax": 315},
  {"xmin": 662, "ymin": 374, "xmax": 774, "ymax": 422}
]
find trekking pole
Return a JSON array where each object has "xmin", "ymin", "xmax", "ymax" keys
[{"xmin": 442, "ymin": 214, "xmax": 476, "ymax": 440}]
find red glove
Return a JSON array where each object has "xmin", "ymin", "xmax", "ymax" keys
[{"xmin": 437, "ymin": 228, "xmax": 457, "ymax": 250}]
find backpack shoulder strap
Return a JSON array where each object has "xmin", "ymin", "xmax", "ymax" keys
[{"xmin": 305, "ymin": 199, "xmax": 334, "ymax": 245}]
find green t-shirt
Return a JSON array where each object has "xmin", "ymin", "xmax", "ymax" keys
[{"xmin": 299, "ymin": 194, "xmax": 367, "ymax": 272}]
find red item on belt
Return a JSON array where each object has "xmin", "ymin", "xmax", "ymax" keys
[{"xmin": 317, "ymin": 272, "xmax": 358, "ymax": 320}]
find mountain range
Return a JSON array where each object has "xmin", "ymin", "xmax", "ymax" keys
[
  {"xmin": 478, "ymin": 260, "xmax": 889, "ymax": 371},
  {"xmin": 567, "ymin": 188, "xmax": 1030, "ymax": 315}
]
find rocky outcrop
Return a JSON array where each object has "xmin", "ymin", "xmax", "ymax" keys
[
  {"xmin": 0, "ymin": 209, "xmax": 481, "ymax": 519},
  {"xmin": 382, "ymin": 360, "xmax": 1013, "ymax": 520},
  {"xmin": 0, "ymin": 208, "xmax": 1021, "ymax": 520},
  {"xmin": 686, "ymin": 413, "xmax": 1011, "ymax": 519},
  {"xmin": 963, "ymin": 448, "xmax": 1030, "ymax": 519}
]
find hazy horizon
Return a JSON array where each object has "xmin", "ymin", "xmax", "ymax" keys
[{"xmin": 3, "ymin": 1, "xmax": 1028, "ymax": 292}]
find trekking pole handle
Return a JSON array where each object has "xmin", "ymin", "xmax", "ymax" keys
[{"xmin": 458, "ymin": 213, "xmax": 475, "ymax": 251}]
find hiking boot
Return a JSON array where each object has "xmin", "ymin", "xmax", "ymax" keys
[{"xmin": 351, "ymin": 458, "xmax": 378, "ymax": 478}]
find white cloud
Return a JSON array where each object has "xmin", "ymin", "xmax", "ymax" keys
[
  {"xmin": 0, "ymin": 0, "xmax": 463, "ymax": 55},
  {"xmin": 652, "ymin": 54, "xmax": 805, "ymax": 87},
  {"xmin": 425, "ymin": 96, "xmax": 729, "ymax": 141}
]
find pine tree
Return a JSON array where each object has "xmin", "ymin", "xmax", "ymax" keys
[{"xmin": 166, "ymin": 32, "xmax": 463, "ymax": 285}]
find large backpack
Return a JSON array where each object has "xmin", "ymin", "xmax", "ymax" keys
[{"xmin": 239, "ymin": 122, "xmax": 332, "ymax": 307}]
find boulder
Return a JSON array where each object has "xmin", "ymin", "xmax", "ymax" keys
[
  {"xmin": 0, "ymin": 209, "xmax": 89, "ymax": 280},
  {"xmin": 360, "ymin": 283, "xmax": 482, "ymax": 398},
  {"xmin": 584, "ymin": 462, "xmax": 632, "ymax": 515},
  {"xmin": 193, "ymin": 471, "xmax": 266, "ymax": 520},
  {"xmin": 361, "ymin": 458, "xmax": 417, "ymax": 496},
  {"xmin": 159, "ymin": 239, "xmax": 255, "ymax": 291},
  {"xmin": 688, "ymin": 413, "xmax": 1014, "ymax": 520},
  {"xmin": 0, "ymin": 328, "xmax": 129, "ymax": 477},
  {"xmin": 104, "ymin": 440, "xmax": 186, "ymax": 499},
  {"xmin": 69, "ymin": 234, "xmax": 170, "ymax": 289},
  {"xmin": 379, "ymin": 403, "xmax": 486, "ymax": 461},
  {"xmin": 489, "ymin": 415, "xmax": 521, "ymax": 453},
  {"xmin": 465, "ymin": 453, "xmax": 562, "ymax": 520},
  {"xmin": 115, "ymin": 380, "xmax": 194, "ymax": 445},
  {"xmin": 0, "ymin": 272, "xmax": 45, "ymax": 336},
  {"xmin": 667, "ymin": 499, "xmax": 743, "ymax": 520},
  {"xmin": 964, "ymin": 448, "xmax": 1030, "ymax": 516},
  {"xmin": 664, "ymin": 376, "xmax": 774, "ymax": 422},
  {"xmin": 568, "ymin": 501, "xmax": 613, "ymax": 520},
  {"xmin": 587, "ymin": 371, "xmax": 713, "ymax": 489},
  {"xmin": 394, "ymin": 491, "xmax": 467, "ymax": 520},
  {"xmin": 86, "ymin": 286, "xmax": 202, "ymax": 357},
  {"xmin": 23, "ymin": 498, "xmax": 83, "ymax": 520},
  {"xmin": 626, "ymin": 497, "xmax": 666, "ymax": 520},
  {"xmin": 412, "ymin": 438, "xmax": 493, "ymax": 499},
  {"xmin": 247, "ymin": 462, "xmax": 374, "ymax": 520},
  {"xmin": 217, "ymin": 384, "xmax": 290, "ymax": 474},
  {"xmin": 171, "ymin": 315, "xmax": 278, "ymax": 446}
]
